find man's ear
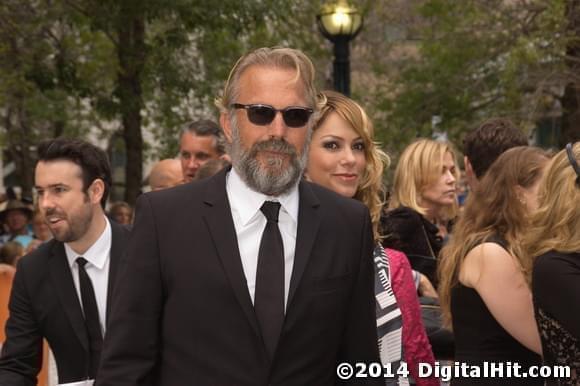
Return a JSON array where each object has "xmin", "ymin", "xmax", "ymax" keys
[
  {"xmin": 464, "ymin": 156, "xmax": 477, "ymax": 189},
  {"xmin": 220, "ymin": 112, "xmax": 233, "ymax": 143},
  {"xmin": 464, "ymin": 156, "xmax": 473, "ymax": 177},
  {"xmin": 88, "ymin": 179, "xmax": 105, "ymax": 205}
]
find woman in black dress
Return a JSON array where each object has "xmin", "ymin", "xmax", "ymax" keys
[
  {"xmin": 525, "ymin": 142, "xmax": 580, "ymax": 385},
  {"xmin": 438, "ymin": 146, "xmax": 549, "ymax": 385}
]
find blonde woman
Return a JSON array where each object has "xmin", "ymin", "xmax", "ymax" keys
[
  {"xmin": 525, "ymin": 142, "xmax": 580, "ymax": 385},
  {"xmin": 306, "ymin": 91, "xmax": 437, "ymax": 386},
  {"xmin": 383, "ymin": 139, "xmax": 460, "ymax": 287},
  {"xmin": 438, "ymin": 146, "xmax": 549, "ymax": 385}
]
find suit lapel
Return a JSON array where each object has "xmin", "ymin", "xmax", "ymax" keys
[
  {"xmin": 106, "ymin": 221, "xmax": 127, "ymax": 324},
  {"xmin": 201, "ymin": 168, "xmax": 261, "ymax": 338},
  {"xmin": 287, "ymin": 181, "xmax": 320, "ymax": 308},
  {"xmin": 48, "ymin": 241, "xmax": 89, "ymax": 352}
]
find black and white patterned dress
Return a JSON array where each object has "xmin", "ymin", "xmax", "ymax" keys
[{"xmin": 374, "ymin": 244, "xmax": 409, "ymax": 386}]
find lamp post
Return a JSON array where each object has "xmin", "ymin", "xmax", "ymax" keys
[{"xmin": 317, "ymin": 1, "xmax": 363, "ymax": 96}]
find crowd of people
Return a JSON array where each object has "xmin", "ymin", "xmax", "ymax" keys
[{"xmin": 0, "ymin": 46, "xmax": 577, "ymax": 386}]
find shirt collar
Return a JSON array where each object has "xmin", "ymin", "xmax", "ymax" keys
[
  {"xmin": 65, "ymin": 216, "xmax": 112, "ymax": 270},
  {"xmin": 227, "ymin": 167, "xmax": 299, "ymax": 226}
]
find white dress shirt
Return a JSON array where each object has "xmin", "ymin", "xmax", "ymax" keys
[
  {"xmin": 65, "ymin": 216, "xmax": 111, "ymax": 335},
  {"xmin": 226, "ymin": 168, "xmax": 299, "ymax": 310}
]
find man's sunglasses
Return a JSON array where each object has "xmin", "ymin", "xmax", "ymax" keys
[{"xmin": 232, "ymin": 103, "xmax": 313, "ymax": 128}]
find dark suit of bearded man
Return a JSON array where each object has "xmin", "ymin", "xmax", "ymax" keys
[
  {"xmin": 0, "ymin": 137, "xmax": 130, "ymax": 386},
  {"xmin": 97, "ymin": 46, "xmax": 381, "ymax": 386},
  {"xmin": 0, "ymin": 221, "xmax": 129, "ymax": 385}
]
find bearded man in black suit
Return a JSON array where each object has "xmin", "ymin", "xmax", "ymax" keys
[
  {"xmin": 0, "ymin": 138, "xmax": 130, "ymax": 385},
  {"xmin": 97, "ymin": 47, "xmax": 381, "ymax": 386}
]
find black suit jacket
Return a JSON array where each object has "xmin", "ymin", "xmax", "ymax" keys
[
  {"xmin": 97, "ymin": 168, "xmax": 381, "ymax": 386},
  {"xmin": 0, "ymin": 220, "xmax": 130, "ymax": 386}
]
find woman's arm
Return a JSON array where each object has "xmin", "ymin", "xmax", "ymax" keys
[
  {"xmin": 418, "ymin": 272, "xmax": 438, "ymax": 298},
  {"xmin": 460, "ymin": 243, "xmax": 542, "ymax": 354}
]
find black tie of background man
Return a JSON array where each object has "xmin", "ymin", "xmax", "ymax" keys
[
  {"xmin": 254, "ymin": 201, "xmax": 285, "ymax": 358},
  {"xmin": 76, "ymin": 257, "xmax": 103, "ymax": 379}
]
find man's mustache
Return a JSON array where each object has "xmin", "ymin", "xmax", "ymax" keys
[
  {"xmin": 250, "ymin": 139, "xmax": 297, "ymax": 155},
  {"xmin": 44, "ymin": 208, "xmax": 65, "ymax": 218}
]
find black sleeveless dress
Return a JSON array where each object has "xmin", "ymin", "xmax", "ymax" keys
[{"xmin": 450, "ymin": 239, "xmax": 542, "ymax": 385}]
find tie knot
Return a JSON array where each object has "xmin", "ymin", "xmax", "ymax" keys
[
  {"xmin": 260, "ymin": 201, "xmax": 281, "ymax": 223},
  {"xmin": 76, "ymin": 257, "xmax": 88, "ymax": 268}
]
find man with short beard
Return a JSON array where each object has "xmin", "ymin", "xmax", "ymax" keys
[
  {"xmin": 0, "ymin": 138, "xmax": 130, "ymax": 386},
  {"xmin": 98, "ymin": 47, "xmax": 381, "ymax": 386}
]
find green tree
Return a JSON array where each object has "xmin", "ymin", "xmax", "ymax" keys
[
  {"xmin": 63, "ymin": 0, "xmax": 331, "ymax": 204},
  {"xmin": 0, "ymin": 0, "xmax": 107, "ymax": 197},
  {"xmin": 561, "ymin": 0, "xmax": 580, "ymax": 146},
  {"xmin": 362, "ymin": 0, "xmax": 576, "ymax": 155},
  {"xmin": 0, "ymin": 0, "xmax": 327, "ymax": 204}
]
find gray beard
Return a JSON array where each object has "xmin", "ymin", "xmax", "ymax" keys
[{"xmin": 228, "ymin": 116, "xmax": 310, "ymax": 196}]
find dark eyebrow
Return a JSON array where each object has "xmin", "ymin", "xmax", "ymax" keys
[{"xmin": 35, "ymin": 183, "xmax": 68, "ymax": 190}]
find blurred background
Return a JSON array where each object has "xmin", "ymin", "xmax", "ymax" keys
[{"xmin": 0, "ymin": 0, "xmax": 578, "ymax": 206}]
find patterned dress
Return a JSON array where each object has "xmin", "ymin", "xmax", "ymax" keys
[
  {"xmin": 374, "ymin": 244, "xmax": 439, "ymax": 386},
  {"xmin": 533, "ymin": 250, "xmax": 580, "ymax": 386}
]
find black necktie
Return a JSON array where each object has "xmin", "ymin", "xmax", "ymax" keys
[
  {"xmin": 76, "ymin": 257, "xmax": 103, "ymax": 378},
  {"xmin": 254, "ymin": 201, "xmax": 285, "ymax": 358}
]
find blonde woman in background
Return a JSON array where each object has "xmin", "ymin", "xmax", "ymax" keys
[
  {"xmin": 383, "ymin": 139, "xmax": 460, "ymax": 287},
  {"xmin": 306, "ymin": 91, "xmax": 437, "ymax": 386},
  {"xmin": 525, "ymin": 142, "xmax": 580, "ymax": 386},
  {"xmin": 438, "ymin": 146, "xmax": 549, "ymax": 385}
]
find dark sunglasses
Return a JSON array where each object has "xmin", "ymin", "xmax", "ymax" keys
[
  {"xmin": 565, "ymin": 142, "xmax": 580, "ymax": 187},
  {"xmin": 232, "ymin": 103, "xmax": 313, "ymax": 128}
]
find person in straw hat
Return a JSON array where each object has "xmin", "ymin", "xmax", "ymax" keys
[{"xmin": 0, "ymin": 198, "xmax": 34, "ymax": 249}]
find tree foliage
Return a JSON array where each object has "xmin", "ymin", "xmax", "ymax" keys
[
  {"xmin": 0, "ymin": 0, "xmax": 328, "ymax": 203},
  {"xmin": 359, "ymin": 0, "xmax": 576, "ymax": 157},
  {"xmin": 5, "ymin": 0, "xmax": 576, "ymax": 201}
]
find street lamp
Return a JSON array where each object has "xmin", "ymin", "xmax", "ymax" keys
[{"xmin": 317, "ymin": 0, "xmax": 363, "ymax": 96}]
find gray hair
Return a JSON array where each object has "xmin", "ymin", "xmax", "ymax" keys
[
  {"xmin": 215, "ymin": 47, "xmax": 325, "ymax": 116},
  {"xmin": 181, "ymin": 119, "xmax": 226, "ymax": 155}
]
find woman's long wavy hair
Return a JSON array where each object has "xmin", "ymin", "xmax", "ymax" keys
[
  {"xmin": 389, "ymin": 138, "xmax": 460, "ymax": 221},
  {"xmin": 523, "ymin": 143, "xmax": 580, "ymax": 282},
  {"xmin": 438, "ymin": 146, "xmax": 549, "ymax": 328},
  {"xmin": 313, "ymin": 90, "xmax": 390, "ymax": 241}
]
